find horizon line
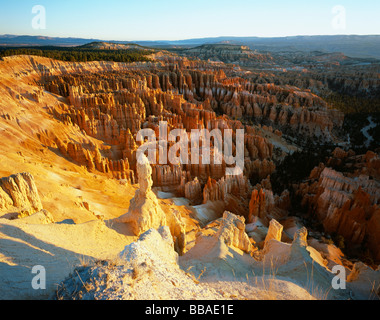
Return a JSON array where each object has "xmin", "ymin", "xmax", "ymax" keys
[{"xmin": 1, "ymin": 33, "xmax": 380, "ymax": 43}]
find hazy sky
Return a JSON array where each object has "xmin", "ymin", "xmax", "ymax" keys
[{"xmin": 0, "ymin": 0, "xmax": 379, "ymax": 40}]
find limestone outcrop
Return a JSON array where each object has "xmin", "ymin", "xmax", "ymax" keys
[
  {"xmin": 214, "ymin": 211, "xmax": 254, "ymax": 253},
  {"xmin": 184, "ymin": 177, "xmax": 202, "ymax": 205},
  {"xmin": 116, "ymin": 154, "xmax": 167, "ymax": 236},
  {"xmin": 296, "ymin": 152, "xmax": 380, "ymax": 263},
  {"xmin": 248, "ymin": 184, "xmax": 289, "ymax": 225},
  {"xmin": 202, "ymin": 174, "xmax": 250, "ymax": 204},
  {"xmin": 116, "ymin": 154, "xmax": 187, "ymax": 254},
  {"xmin": 264, "ymin": 219, "xmax": 283, "ymax": 247},
  {"xmin": 38, "ymin": 53, "xmax": 342, "ymax": 194},
  {"xmin": 0, "ymin": 172, "xmax": 43, "ymax": 218}
]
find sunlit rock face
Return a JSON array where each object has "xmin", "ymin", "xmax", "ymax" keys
[
  {"xmin": 296, "ymin": 150, "xmax": 380, "ymax": 262},
  {"xmin": 116, "ymin": 154, "xmax": 187, "ymax": 254},
  {"xmin": 0, "ymin": 172, "xmax": 43, "ymax": 218},
  {"xmin": 117, "ymin": 154, "xmax": 167, "ymax": 236},
  {"xmin": 214, "ymin": 211, "xmax": 254, "ymax": 253},
  {"xmin": 40, "ymin": 52, "xmax": 342, "ymax": 202}
]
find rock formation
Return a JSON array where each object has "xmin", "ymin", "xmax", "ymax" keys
[
  {"xmin": 0, "ymin": 53, "xmax": 378, "ymax": 301},
  {"xmin": 37, "ymin": 51, "xmax": 343, "ymax": 196},
  {"xmin": 116, "ymin": 154, "xmax": 187, "ymax": 254},
  {"xmin": 116, "ymin": 154, "xmax": 167, "ymax": 236},
  {"xmin": 184, "ymin": 177, "xmax": 202, "ymax": 205},
  {"xmin": 296, "ymin": 151, "xmax": 380, "ymax": 263},
  {"xmin": 202, "ymin": 174, "xmax": 250, "ymax": 203},
  {"xmin": 264, "ymin": 219, "xmax": 283, "ymax": 246},
  {"xmin": 119, "ymin": 226, "xmax": 178, "ymax": 267},
  {"xmin": 0, "ymin": 172, "xmax": 43, "ymax": 218},
  {"xmin": 214, "ymin": 211, "xmax": 254, "ymax": 254},
  {"xmin": 248, "ymin": 183, "xmax": 289, "ymax": 226}
]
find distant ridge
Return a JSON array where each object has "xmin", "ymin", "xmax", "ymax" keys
[
  {"xmin": 1, "ymin": 34, "xmax": 380, "ymax": 59},
  {"xmin": 79, "ymin": 41, "xmax": 151, "ymax": 51},
  {"xmin": 0, "ymin": 34, "xmax": 101, "ymax": 47}
]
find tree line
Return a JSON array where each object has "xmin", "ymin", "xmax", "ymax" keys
[
  {"xmin": 324, "ymin": 92, "xmax": 380, "ymax": 114},
  {"xmin": 0, "ymin": 46, "xmax": 153, "ymax": 63}
]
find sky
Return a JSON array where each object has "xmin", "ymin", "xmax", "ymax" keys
[{"xmin": 0, "ymin": 0, "xmax": 379, "ymax": 41}]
